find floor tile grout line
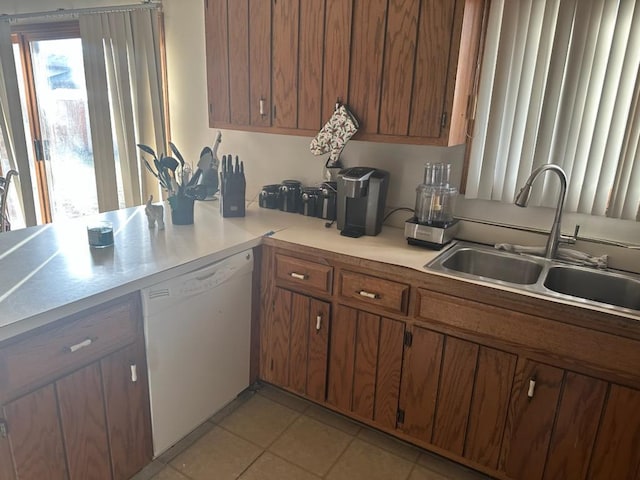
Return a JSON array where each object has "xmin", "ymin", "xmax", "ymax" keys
[
  {"xmin": 355, "ymin": 427, "xmax": 424, "ymax": 464},
  {"xmin": 234, "ymin": 449, "xmax": 269, "ymax": 480},
  {"xmin": 321, "ymin": 431, "xmax": 358, "ymax": 479},
  {"xmin": 256, "ymin": 385, "xmax": 315, "ymax": 414},
  {"xmin": 264, "ymin": 448, "xmax": 328, "ymax": 479},
  {"xmin": 160, "ymin": 463, "xmax": 198, "ymax": 480}
]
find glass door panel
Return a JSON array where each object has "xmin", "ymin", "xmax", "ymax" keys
[{"xmin": 29, "ymin": 37, "xmax": 99, "ymax": 220}]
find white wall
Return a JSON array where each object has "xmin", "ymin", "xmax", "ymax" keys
[{"xmin": 4, "ymin": 0, "xmax": 639, "ymax": 247}]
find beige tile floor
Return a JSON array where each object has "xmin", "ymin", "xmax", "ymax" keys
[{"xmin": 132, "ymin": 384, "xmax": 492, "ymax": 480}]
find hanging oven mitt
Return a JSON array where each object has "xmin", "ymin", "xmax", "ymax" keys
[{"xmin": 310, "ymin": 103, "xmax": 359, "ymax": 165}]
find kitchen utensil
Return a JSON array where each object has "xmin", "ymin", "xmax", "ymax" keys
[
  {"xmin": 199, "ymin": 147, "xmax": 218, "ymax": 197},
  {"xmin": 220, "ymin": 154, "xmax": 246, "ymax": 217}
]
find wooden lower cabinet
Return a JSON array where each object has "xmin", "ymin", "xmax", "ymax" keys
[
  {"xmin": 398, "ymin": 325, "xmax": 516, "ymax": 469},
  {"xmin": 263, "ymin": 287, "xmax": 330, "ymax": 403},
  {"xmin": 259, "ymin": 245, "xmax": 640, "ymax": 480},
  {"xmin": 56, "ymin": 362, "xmax": 112, "ymax": 479},
  {"xmin": 327, "ymin": 304, "xmax": 405, "ymax": 430},
  {"xmin": 101, "ymin": 342, "xmax": 153, "ymax": 480},
  {"xmin": 1, "ymin": 341, "xmax": 151, "ymax": 480},
  {"xmin": 0, "ymin": 295, "xmax": 152, "ymax": 480},
  {"xmin": 1, "ymin": 384, "xmax": 68, "ymax": 479},
  {"xmin": 499, "ymin": 359, "xmax": 640, "ymax": 480},
  {"xmin": 588, "ymin": 385, "xmax": 640, "ymax": 479}
]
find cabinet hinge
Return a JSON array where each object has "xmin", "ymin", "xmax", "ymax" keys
[
  {"xmin": 404, "ymin": 331, "xmax": 413, "ymax": 347},
  {"xmin": 0, "ymin": 419, "xmax": 8, "ymax": 438},
  {"xmin": 273, "ymin": 105, "xmax": 277, "ymax": 118},
  {"xmin": 441, "ymin": 112, "xmax": 448, "ymax": 129},
  {"xmin": 209, "ymin": 103, "xmax": 213, "ymax": 115},
  {"xmin": 396, "ymin": 409, "xmax": 405, "ymax": 424}
]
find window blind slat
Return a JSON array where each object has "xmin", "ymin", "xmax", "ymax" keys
[{"xmin": 466, "ymin": 0, "xmax": 640, "ymax": 222}]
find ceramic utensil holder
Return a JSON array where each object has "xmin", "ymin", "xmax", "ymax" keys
[{"xmin": 169, "ymin": 195, "xmax": 195, "ymax": 225}]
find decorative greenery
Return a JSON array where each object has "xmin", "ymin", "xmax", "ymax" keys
[{"xmin": 137, "ymin": 142, "xmax": 202, "ymax": 199}]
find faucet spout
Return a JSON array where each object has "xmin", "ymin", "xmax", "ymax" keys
[{"xmin": 514, "ymin": 164, "xmax": 567, "ymax": 259}]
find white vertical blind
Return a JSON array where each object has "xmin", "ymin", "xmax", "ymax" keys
[
  {"xmin": 80, "ymin": 8, "xmax": 166, "ymax": 210},
  {"xmin": 466, "ymin": 0, "xmax": 640, "ymax": 221}
]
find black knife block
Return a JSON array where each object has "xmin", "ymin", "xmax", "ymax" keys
[{"xmin": 220, "ymin": 178, "xmax": 245, "ymax": 218}]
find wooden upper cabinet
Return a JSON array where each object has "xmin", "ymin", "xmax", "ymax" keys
[
  {"xmin": 249, "ymin": 0, "xmax": 272, "ymax": 127},
  {"xmin": 205, "ymin": 0, "xmax": 485, "ymax": 145}
]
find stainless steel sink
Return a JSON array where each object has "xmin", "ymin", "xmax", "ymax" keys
[
  {"xmin": 426, "ymin": 241, "xmax": 640, "ymax": 314},
  {"xmin": 544, "ymin": 266, "xmax": 640, "ymax": 311},
  {"xmin": 439, "ymin": 247, "xmax": 544, "ymax": 285}
]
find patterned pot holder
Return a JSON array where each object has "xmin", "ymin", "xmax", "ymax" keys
[{"xmin": 310, "ymin": 103, "xmax": 360, "ymax": 166}]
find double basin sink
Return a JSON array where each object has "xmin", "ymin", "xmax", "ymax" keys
[{"xmin": 427, "ymin": 242, "xmax": 640, "ymax": 314}]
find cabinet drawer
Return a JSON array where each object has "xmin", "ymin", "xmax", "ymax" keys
[
  {"xmin": 339, "ymin": 271, "xmax": 410, "ymax": 315},
  {"xmin": 275, "ymin": 254, "xmax": 333, "ymax": 295},
  {"xmin": 0, "ymin": 296, "xmax": 139, "ymax": 400}
]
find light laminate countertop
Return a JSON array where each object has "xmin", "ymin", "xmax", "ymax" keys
[
  {"xmin": 1, "ymin": 201, "xmax": 637, "ymax": 342},
  {"xmin": 0, "ymin": 201, "xmax": 439, "ymax": 341}
]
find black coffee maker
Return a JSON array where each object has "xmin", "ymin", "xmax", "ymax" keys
[{"xmin": 336, "ymin": 167, "xmax": 389, "ymax": 237}]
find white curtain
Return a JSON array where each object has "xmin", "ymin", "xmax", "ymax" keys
[
  {"xmin": 79, "ymin": 8, "xmax": 166, "ymax": 210},
  {"xmin": 0, "ymin": 19, "xmax": 37, "ymax": 226},
  {"xmin": 466, "ymin": 0, "xmax": 640, "ymax": 221}
]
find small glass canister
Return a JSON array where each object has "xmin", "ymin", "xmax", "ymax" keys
[{"xmin": 87, "ymin": 221, "xmax": 114, "ymax": 248}]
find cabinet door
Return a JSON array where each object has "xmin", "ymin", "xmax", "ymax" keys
[
  {"xmin": 327, "ymin": 305, "xmax": 405, "ymax": 429},
  {"xmin": 464, "ymin": 346, "xmax": 516, "ymax": 470},
  {"xmin": 408, "ymin": 0, "xmax": 459, "ymax": 137},
  {"xmin": 499, "ymin": 360, "xmax": 564, "ymax": 480},
  {"xmin": 321, "ymin": 0, "xmax": 353, "ymax": 123},
  {"xmin": 265, "ymin": 287, "xmax": 293, "ymax": 386},
  {"xmin": 1, "ymin": 384, "xmax": 68, "ymax": 480},
  {"xmin": 228, "ymin": 0, "xmax": 250, "ymax": 126},
  {"xmin": 249, "ymin": 0, "xmax": 271, "ymax": 127},
  {"xmin": 588, "ymin": 384, "xmax": 640, "ymax": 480},
  {"xmin": 397, "ymin": 325, "xmax": 443, "ymax": 443},
  {"xmin": 289, "ymin": 294, "xmax": 330, "ymax": 402},
  {"xmin": 272, "ymin": 0, "xmax": 299, "ymax": 128},
  {"xmin": 398, "ymin": 326, "xmax": 515, "ymax": 466},
  {"xmin": 205, "ymin": 0, "xmax": 230, "ymax": 124},
  {"xmin": 543, "ymin": 372, "xmax": 606, "ymax": 480},
  {"xmin": 206, "ymin": 0, "xmax": 272, "ymax": 127},
  {"xmin": 101, "ymin": 342, "xmax": 153, "ymax": 480},
  {"xmin": 264, "ymin": 288, "xmax": 330, "ymax": 400},
  {"xmin": 56, "ymin": 362, "xmax": 112, "ymax": 480},
  {"xmin": 298, "ymin": 0, "xmax": 325, "ymax": 130}
]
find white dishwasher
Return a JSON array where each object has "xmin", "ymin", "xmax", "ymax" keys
[{"xmin": 142, "ymin": 249, "xmax": 253, "ymax": 456}]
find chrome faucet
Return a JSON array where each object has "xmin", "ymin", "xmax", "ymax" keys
[{"xmin": 515, "ymin": 164, "xmax": 576, "ymax": 259}]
